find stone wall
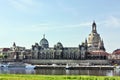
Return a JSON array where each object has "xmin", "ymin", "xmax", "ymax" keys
[{"xmin": 24, "ymin": 59, "xmax": 109, "ymax": 65}]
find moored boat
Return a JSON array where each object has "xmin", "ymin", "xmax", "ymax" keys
[
  {"xmin": 65, "ymin": 64, "xmax": 72, "ymax": 69},
  {"xmin": 7, "ymin": 62, "xmax": 26, "ymax": 68},
  {"xmin": 1, "ymin": 62, "xmax": 36, "ymax": 69}
]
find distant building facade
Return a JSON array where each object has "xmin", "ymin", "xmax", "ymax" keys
[
  {"xmin": 1, "ymin": 22, "xmax": 108, "ymax": 61},
  {"xmin": 108, "ymin": 49, "xmax": 120, "ymax": 65},
  {"xmin": 31, "ymin": 22, "xmax": 108, "ymax": 60},
  {"xmin": 0, "ymin": 48, "xmax": 10, "ymax": 59}
]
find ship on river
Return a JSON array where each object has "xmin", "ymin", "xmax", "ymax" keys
[{"xmin": 0, "ymin": 62, "xmax": 35, "ymax": 69}]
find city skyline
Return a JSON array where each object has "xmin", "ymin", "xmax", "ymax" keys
[{"xmin": 0, "ymin": 0, "xmax": 120, "ymax": 53}]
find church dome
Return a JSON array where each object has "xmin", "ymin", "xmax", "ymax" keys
[
  {"xmin": 57, "ymin": 42, "xmax": 63, "ymax": 48},
  {"xmin": 88, "ymin": 21, "xmax": 101, "ymax": 47},
  {"xmin": 40, "ymin": 35, "xmax": 49, "ymax": 48},
  {"xmin": 54, "ymin": 42, "xmax": 63, "ymax": 49},
  {"xmin": 88, "ymin": 33, "xmax": 101, "ymax": 46}
]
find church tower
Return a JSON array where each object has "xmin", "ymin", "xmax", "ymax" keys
[
  {"xmin": 92, "ymin": 21, "xmax": 97, "ymax": 33},
  {"xmin": 87, "ymin": 21, "xmax": 105, "ymax": 51},
  {"xmin": 12, "ymin": 42, "xmax": 17, "ymax": 51}
]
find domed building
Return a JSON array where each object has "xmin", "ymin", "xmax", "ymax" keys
[
  {"xmin": 87, "ymin": 21, "xmax": 105, "ymax": 51},
  {"xmin": 31, "ymin": 21, "xmax": 108, "ymax": 61},
  {"xmin": 40, "ymin": 34, "xmax": 49, "ymax": 49}
]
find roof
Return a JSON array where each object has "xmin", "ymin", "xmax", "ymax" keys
[
  {"xmin": 56, "ymin": 42, "xmax": 63, "ymax": 48},
  {"xmin": 40, "ymin": 38, "xmax": 49, "ymax": 45},
  {"xmin": 39, "ymin": 35, "xmax": 49, "ymax": 48},
  {"xmin": 113, "ymin": 49, "xmax": 120, "ymax": 55},
  {"xmin": 0, "ymin": 48, "xmax": 10, "ymax": 52},
  {"xmin": 88, "ymin": 50, "xmax": 109, "ymax": 56}
]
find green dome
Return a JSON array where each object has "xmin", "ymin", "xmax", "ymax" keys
[{"xmin": 40, "ymin": 35, "xmax": 49, "ymax": 48}]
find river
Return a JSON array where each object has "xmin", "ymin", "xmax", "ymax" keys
[{"xmin": 0, "ymin": 68, "xmax": 120, "ymax": 76}]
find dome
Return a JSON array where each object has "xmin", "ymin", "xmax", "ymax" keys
[
  {"xmin": 88, "ymin": 32, "xmax": 101, "ymax": 47},
  {"xmin": 54, "ymin": 42, "xmax": 63, "ymax": 49},
  {"xmin": 57, "ymin": 42, "xmax": 63, "ymax": 48},
  {"xmin": 88, "ymin": 22, "xmax": 101, "ymax": 47},
  {"xmin": 40, "ymin": 35, "xmax": 49, "ymax": 48}
]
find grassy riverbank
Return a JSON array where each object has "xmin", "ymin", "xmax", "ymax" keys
[{"xmin": 0, "ymin": 74, "xmax": 120, "ymax": 80}]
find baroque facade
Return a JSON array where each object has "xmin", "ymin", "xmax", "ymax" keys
[{"xmin": 31, "ymin": 21, "xmax": 107, "ymax": 60}]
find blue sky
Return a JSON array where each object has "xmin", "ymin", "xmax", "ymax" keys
[{"xmin": 0, "ymin": 0, "xmax": 120, "ymax": 53}]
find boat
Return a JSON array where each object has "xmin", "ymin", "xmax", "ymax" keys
[
  {"xmin": 51, "ymin": 64, "xmax": 57, "ymax": 66},
  {"xmin": 65, "ymin": 64, "xmax": 72, "ymax": 69},
  {"xmin": 7, "ymin": 62, "xmax": 25, "ymax": 68},
  {"xmin": 5, "ymin": 62, "xmax": 35, "ymax": 69},
  {"xmin": 65, "ymin": 63, "xmax": 80, "ymax": 69},
  {"xmin": 25, "ymin": 63, "xmax": 36, "ymax": 69},
  {"xmin": 0, "ymin": 63, "xmax": 7, "ymax": 68}
]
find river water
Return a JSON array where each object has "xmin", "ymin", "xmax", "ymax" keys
[{"xmin": 0, "ymin": 68, "xmax": 120, "ymax": 76}]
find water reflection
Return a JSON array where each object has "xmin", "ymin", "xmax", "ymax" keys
[
  {"xmin": 0, "ymin": 68, "xmax": 120, "ymax": 76},
  {"xmin": 113, "ymin": 69, "xmax": 120, "ymax": 76}
]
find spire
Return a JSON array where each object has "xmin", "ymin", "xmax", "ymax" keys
[
  {"xmin": 98, "ymin": 39, "xmax": 105, "ymax": 51},
  {"xmin": 43, "ymin": 34, "xmax": 45, "ymax": 38},
  {"xmin": 85, "ymin": 38, "xmax": 88, "ymax": 50},
  {"xmin": 99, "ymin": 39, "xmax": 104, "ymax": 47},
  {"xmin": 92, "ymin": 21, "xmax": 97, "ymax": 33},
  {"xmin": 85, "ymin": 38, "xmax": 87, "ymax": 46},
  {"xmin": 101, "ymin": 39, "xmax": 104, "ymax": 46},
  {"xmin": 13, "ymin": 42, "xmax": 16, "ymax": 47}
]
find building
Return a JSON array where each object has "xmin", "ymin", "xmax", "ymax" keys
[
  {"xmin": 31, "ymin": 21, "xmax": 108, "ymax": 60},
  {"xmin": 108, "ymin": 49, "xmax": 120, "ymax": 65},
  {"xmin": 0, "ymin": 42, "xmax": 32, "ymax": 61},
  {"xmin": 87, "ymin": 21, "xmax": 105, "ymax": 51},
  {"xmin": 10, "ymin": 42, "xmax": 26, "ymax": 60},
  {"xmin": 86, "ymin": 21, "xmax": 108, "ymax": 60},
  {"xmin": 0, "ymin": 48, "xmax": 10, "ymax": 59}
]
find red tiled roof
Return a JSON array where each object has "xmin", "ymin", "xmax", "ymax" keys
[
  {"xmin": 89, "ymin": 50, "xmax": 109, "ymax": 56},
  {"xmin": 2, "ymin": 48, "xmax": 10, "ymax": 51},
  {"xmin": 113, "ymin": 49, "xmax": 120, "ymax": 55}
]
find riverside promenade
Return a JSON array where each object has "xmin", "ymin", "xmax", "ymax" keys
[
  {"xmin": 23, "ymin": 59, "xmax": 114, "ymax": 70},
  {"xmin": 0, "ymin": 59, "xmax": 115, "ymax": 70},
  {"xmin": 34, "ymin": 65, "xmax": 115, "ymax": 70},
  {"xmin": 23, "ymin": 59, "xmax": 110, "ymax": 65}
]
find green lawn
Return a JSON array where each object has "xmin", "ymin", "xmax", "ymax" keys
[{"xmin": 0, "ymin": 74, "xmax": 120, "ymax": 80}]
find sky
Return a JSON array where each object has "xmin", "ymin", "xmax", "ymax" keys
[{"xmin": 0, "ymin": 0, "xmax": 120, "ymax": 53}]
